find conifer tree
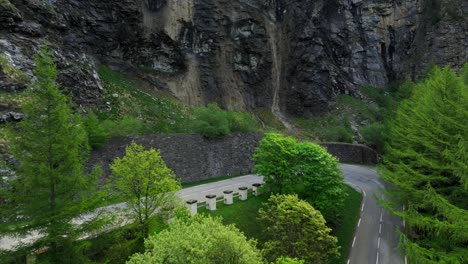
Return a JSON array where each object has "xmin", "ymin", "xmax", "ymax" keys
[
  {"xmin": 381, "ymin": 66, "xmax": 468, "ymax": 263},
  {"xmin": 1, "ymin": 48, "xmax": 105, "ymax": 263}
]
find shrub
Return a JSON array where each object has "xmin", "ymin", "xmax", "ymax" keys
[
  {"xmin": 227, "ymin": 111, "xmax": 259, "ymax": 133},
  {"xmin": 258, "ymin": 194, "xmax": 339, "ymax": 263},
  {"xmin": 128, "ymin": 216, "xmax": 262, "ymax": 264},
  {"xmin": 101, "ymin": 117, "xmax": 144, "ymax": 138},
  {"xmin": 84, "ymin": 111, "xmax": 109, "ymax": 149},
  {"xmin": 360, "ymin": 122, "xmax": 386, "ymax": 152},
  {"xmin": 192, "ymin": 103, "xmax": 230, "ymax": 139}
]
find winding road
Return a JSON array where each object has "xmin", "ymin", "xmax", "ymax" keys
[
  {"xmin": 1, "ymin": 164, "xmax": 405, "ymax": 264},
  {"xmin": 342, "ymin": 164, "xmax": 405, "ymax": 264}
]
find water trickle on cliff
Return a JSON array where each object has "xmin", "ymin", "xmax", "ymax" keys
[{"xmin": 266, "ymin": 20, "xmax": 297, "ymax": 134}]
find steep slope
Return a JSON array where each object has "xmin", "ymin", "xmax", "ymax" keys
[{"xmin": 0, "ymin": 0, "xmax": 466, "ymax": 118}]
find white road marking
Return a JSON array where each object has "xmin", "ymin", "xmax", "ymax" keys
[
  {"xmin": 347, "ymin": 259, "xmax": 350, "ymax": 264},
  {"xmin": 380, "ymin": 209, "xmax": 383, "ymax": 222},
  {"xmin": 361, "ymin": 203, "xmax": 365, "ymax": 212},
  {"xmin": 357, "ymin": 218, "xmax": 361, "ymax": 227},
  {"xmin": 379, "ymin": 223, "xmax": 382, "ymax": 234},
  {"xmin": 377, "ymin": 237, "xmax": 381, "ymax": 249},
  {"xmin": 363, "ymin": 190, "xmax": 367, "ymax": 197},
  {"xmin": 376, "ymin": 252, "xmax": 380, "ymax": 264},
  {"xmin": 405, "ymin": 256, "xmax": 408, "ymax": 264},
  {"xmin": 352, "ymin": 236, "xmax": 357, "ymax": 248}
]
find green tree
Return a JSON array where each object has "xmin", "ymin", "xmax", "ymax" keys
[
  {"xmin": 253, "ymin": 133, "xmax": 345, "ymax": 213},
  {"xmin": 293, "ymin": 141, "xmax": 345, "ymax": 215},
  {"xmin": 258, "ymin": 194, "xmax": 339, "ymax": 263},
  {"xmin": 84, "ymin": 110, "xmax": 109, "ymax": 149},
  {"xmin": 192, "ymin": 103, "xmax": 230, "ymax": 138},
  {"xmin": 109, "ymin": 142, "xmax": 181, "ymax": 237},
  {"xmin": 0, "ymin": 48, "xmax": 105, "ymax": 263},
  {"xmin": 253, "ymin": 133, "xmax": 298, "ymax": 193},
  {"xmin": 272, "ymin": 257, "xmax": 305, "ymax": 264},
  {"xmin": 381, "ymin": 66, "xmax": 468, "ymax": 263},
  {"xmin": 127, "ymin": 215, "xmax": 262, "ymax": 264}
]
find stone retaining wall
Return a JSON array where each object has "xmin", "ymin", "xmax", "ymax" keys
[
  {"xmin": 89, "ymin": 133, "xmax": 263, "ymax": 183},
  {"xmin": 90, "ymin": 134, "xmax": 378, "ymax": 183},
  {"xmin": 319, "ymin": 142, "xmax": 379, "ymax": 164}
]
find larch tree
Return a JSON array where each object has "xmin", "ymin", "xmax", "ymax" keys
[
  {"xmin": 380, "ymin": 66, "xmax": 468, "ymax": 263},
  {"xmin": 109, "ymin": 142, "xmax": 181, "ymax": 237},
  {"xmin": 0, "ymin": 48, "xmax": 105, "ymax": 263}
]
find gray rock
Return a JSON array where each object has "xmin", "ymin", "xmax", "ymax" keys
[
  {"xmin": 0, "ymin": 111, "xmax": 24, "ymax": 123},
  {"xmin": 0, "ymin": 0, "xmax": 466, "ymax": 117}
]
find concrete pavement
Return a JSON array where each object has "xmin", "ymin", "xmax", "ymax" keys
[{"xmin": 177, "ymin": 175, "xmax": 263, "ymax": 202}]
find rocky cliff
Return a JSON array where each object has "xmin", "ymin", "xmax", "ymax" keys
[{"xmin": 1, "ymin": 0, "xmax": 466, "ymax": 118}]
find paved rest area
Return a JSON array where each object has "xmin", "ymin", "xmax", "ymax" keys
[{"xmin": 177, "ymin": 175, "xmax": 263, "ymax": 202}]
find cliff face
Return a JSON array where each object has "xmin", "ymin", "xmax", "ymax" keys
[{"xmin": 0, "ymin": 0, "xmax": 466, "ymax": 117}]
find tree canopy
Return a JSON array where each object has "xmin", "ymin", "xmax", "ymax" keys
[
  {"xmin": 257, "ymin": 194, "xmax": 339, "ymax": 263},
  {"xmin": 0, "ymin": 48, "xmax": 105, "ymax": 263},
  {"xmin": 127, "ymin": 215, "xmax": 262, "ymax": 264},
  {"xmin": 253, "ymin": 133, "xmax": 345, "ymax": 213},
  {"xmin": 272, "ymin": 257, "xmax": 305, "ymax": 264},
  {"xmin": 381, "ymin": 66, "xmax": 468, "ymax": 263},
  {"xmin": 109, "ymin": 142, "xmax": 181, "ymax": 236}
]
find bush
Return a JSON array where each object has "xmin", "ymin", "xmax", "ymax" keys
[
  {"xmin": 192, "ymin": 103, "xmax": 230, "ymax": 138},
  {"xmin": 227, "ymin": 111, "xmax": 259, "ymax": 133},
  {"xmin": 258, "ymin": 194, "xmax": 339, "ymax": 263},
  {"xmin": 360, "ymin": 122, "xmax": 386, "ymax": 152},
  {"xmin": 128, "ymin": 216, "xmax": 262, "ymax": 264},
  {"xmin": 101, "ymin": 117, "xmax": 144, "ymax": 138},
  {"xmin": 84, "ymin": 111, "xmax": 109, "ymax": 149},
  {"xmin": 97, "ymin": 66, "xmax": 190, "ymax": 134}
]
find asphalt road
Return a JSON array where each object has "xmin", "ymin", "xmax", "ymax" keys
[
  {"xmin": 342, "ymin": 164, "xmax": 405, "ymax": 264},
  {"xmin": 1, "ymin": 165, "xmax": 405, "ymax": 264}
]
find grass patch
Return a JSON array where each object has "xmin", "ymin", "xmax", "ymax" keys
[
  {"xmin": 97, "ymin": 66, "xmax": 261, "ymax": 138},
  {"xmin": 0, "ymin": 90, "xmax": 32, "ymax": 110},
  {"xmin": 200, "ymin": 185, "xmax": 362, "ymax": 264},
  {"xmin": 200, "ymin": 193, "xmax": 269, "ymax": 239},
  {"xmin": 97, "ymin": 66, "xmax": 191, "ymax": 134},
  {"xmin": 253, "ymin": 108, "xmax": 286, "ymax": 132},
  {"xmin": 293, "ymin": 114, "xmax": 353, "ymax": 143},
  {"xmin": 0, "ymin": 54, "xmax": 29, "ymax": 84},
  {"xmin": 328, "ymin": 185, "xmax": 363, "ymax": 264}
]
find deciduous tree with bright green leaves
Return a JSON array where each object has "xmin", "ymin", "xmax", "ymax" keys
[
  {"xmin": 381, "ymin": 66, "xmax": 468, "ymax": 263},
  {"xmin": 127, "ymin": 215, "xmax": 262, "ymax": 264},
  {"xmin": 253, "ymin": 133, "xmax": 298, "ymax": 194},
  {"xmin": 109, "ymin": 142, "xmax": 181, "ymax": 237},
  {"xmin": 253, "ymin": 133, "xmax": 345, "ymax": 214},
  {"xmin": 272, "ymin": 257, "xmax": 305, "ymax": 264},
  {"xmin": 258, "ymin": 194, "xmax": 339, "ymax": 263},
  {"xmin": 0, "ymin": 48, "xmax": 106, "ymax": 263}
]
